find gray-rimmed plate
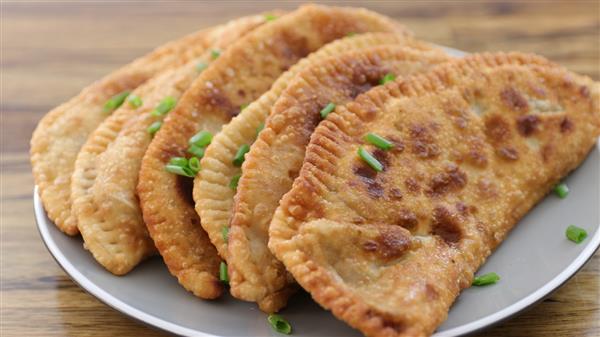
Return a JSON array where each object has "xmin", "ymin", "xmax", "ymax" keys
[{"xmin": 33, "ymin": 45, "xmax": 600, "ymax": 336}]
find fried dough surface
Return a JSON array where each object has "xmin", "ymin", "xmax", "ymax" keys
[
  {"xmin": 70, "ymin": 15, "xmax": 268, "ymax": 276},
  {"xmin": 30, "ymin": 25, "xmax": 217, "ymax": 235},
  {"xmin": 222, "ymin": 43, "xmax": 448, "ymax": 312},
  {"xmin": 269, "ymin": 53, "xmax": 599, "ymax": 337},
  {"xmin": 138, "ymin": 4, "xmax": 406, "ymax": 300}
]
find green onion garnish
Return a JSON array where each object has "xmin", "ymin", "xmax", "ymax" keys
[
  {"xmin": 165, "ymin": 164, "xmax": 195, "ymax": 177},
  {"xmin": 566, "ymin": 225, "xmax": 587, "ymax": 244},
  {"xmin": 151, "ymin": 96, "xmax": 177, "ymax": 116},
  {"xmin": 103, "ymin": 91, "xmax": 130, "ymax": 112},
  {"xmin": 553, "ymin": 182, "xmax": 569, "ymax": 198},
  {"xmin": 357, "ymin": 146, "xmax": 383, "ymax": 172},
  {"xmin": 196, "ymin": 61, "xmax": 208, "ymax": 72},
  {"xmin": 219, "ymin": 261, "xmax": 229, "ymax": 283},
  {"xmin": 379, "ymin": 73, "xmax": 396, "ymax": 85},
  {"xmin": 233, "ymin": 144, "xmax": 250, "ymax": 167},
  {"xmin": 230, "ymin": 174, "xmax": 241, "ymax": 190},
  {"xmin": 256, "ymin": 123, "xmax": 265, "ymax": 136},
  {"xmin": 267, "ymin": 314, "xmax": 292, "ymax": 335},
  {"xmin": 188, "ymin": 144, "xmax": 205, "ymax": 158},
  {"xmin": 147, "ymin": 121, "xmax": 162, "ymax": 135},
  {"xmin": 169, "ymin": 157, "xmax": 188, "ymax": 167},
  {"xmin": 320, "ymin": 102, "xmax": 336, "ymax": 119},
  {"xmin": 211, "ymin": 49, "xmax": 221, "ymax": 60},
  {"xmin": 128, "ymin": 95, "xmax": 143, "ymax": 108},
  {"xmin": 472, "ymin": 272, "xmax": 500, "ymax": 286},
  {"xmin": 188, "ymin": 157, "xmax": 201, "ymax": 174},
  {"xmin": 364, "ymin": 133, "xmax": 393, "ymax": 150},
  {"xmin": 189, "ymin": 130, "xmax": 213, "ymax": 147},
  {"xmin": 222, "ymin": 226, "xmax": 229, "ymax": 243},
  {"xmin": 240, "ymin": 103, "xmax": 249, "ymax": 111},
  {"xmin": 265, "ymin": 14, "xmax": 278, "ymax": 21}
]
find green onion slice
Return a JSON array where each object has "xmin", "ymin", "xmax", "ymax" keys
[
  {"xmin": 128, "ymin": 94, "xmax": 143, "ymax": 108},
  {"xmin": 103, "ymin": 91, "xmax": 130, "ymax": 112},
  {"xmin": 256, "ymin": 123, "xmax": 265, "ymax": 136},
  {"xmin": 320, "ymin": 102, "xmax": 336, "ymax": 119},
  {"xmin": 147, "ymin": 121, "xmax": 162, "ymax": 135},
  {"xmin": 553, "ymin": 182, "xmax": 569, "ymax": 199},
  {"xmin": 188, "ymin": 157, "xmax": 201, "ymax": 174},
  {"xmin": 379, "ymin": 73, "xmax": 396, "ymax": 85},
  {"xmin": 229, "ymin": 174, "xmax": 241, "ymax": 190},
  {"xmin": 188, "ymin": 144, "xmax": 205, "ymax": 158},
  {"xmin": 472, "ymin": 272, "xmax": 500, "ymax": 286},
  {"xmin": 566, "ymin": 225, "xmax": 587, "ymax": 244},
  {"xmin": 211, "ymin": 49, "xmax": 221, "ymax": 60},
  {"xmin": 357, "ymin": 146, "xmax": 383, "ymax": 172},
  {"xmin": 189, "ymin": 130, "xmax": 213, "ymax": 147},
  {"xmin": 196, "ymin": 61, "xmax": 208, "ymax": 72},
  {"xmin": 265, "ymin": 13, "xmax": 277, "ymax": 21},
  {"xmin": 267, "ymin": 314, "xmax": 292, "ymax": 335},
  {"xmin": 222, "ymin": 226, "xmax": 229, "ymax": 243},
  {"xmin": 165, "ymin": 164, "xmax": 194, "ymax": 177},
  {"xmin": 219, "ymin": 261, "xmax": 229, "ymax": 283},
  {"xmin": 364, "ymin": 133, "xmax": 393, "ymax": 150},
  {"xmin": 233, "ymin": 144, "xmax": 250, "ymax": 167},
  {"xmin": 151, "ymin": 96, "xmax": 177, "ymax": 116},
  {"xmin": 169, "ymin": 157, "xmax": 188, "ymax": 167}
]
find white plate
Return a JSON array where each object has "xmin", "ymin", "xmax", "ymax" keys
[{"xmin": 34, "ymin": 45, "xmax": 600, "ymax": 336}]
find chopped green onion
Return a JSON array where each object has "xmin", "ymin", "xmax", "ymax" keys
[
  {"xmin": 103, "ymin": 91, "xmax": 130, "ymax": 112},
  {"xmin": 229, "ymin": 174, "xmax": 241, "ymax": 190},
  {"xmin": 188, "ymin": 144, "xmax": 205, "ymax": 158},
  {"xmin": 267, "ymin": 314, "xmax": 292, "ymax": 335},
  {"xmin": 233, "ymin": 144, "xmax": 250, "ymax": 167},
  {"xmin": 566, "ymin": 225, "xmax": 587, "ymax": 244},
  {"xmin": 364, "ymin": 133, "xmax": 393, "ymax": 150},
  {"xmin": 151, "ymin": 96, "xmax": 177, "ymax": 116},
  {"xmin": 320, "ymin": 102, "xmax": 336, "ymax": 119},
  {"xmin": 189, "ymin": 130, "xmax": 213, "ymax": 147},
  {"xmin": 346, "ymin": 32, "xmax": 357, "ymax": 37},
  {"xmin": 265, "ymin": 13, "xmax": 278, "ymax": 21},
  {"xmin": 357, "ymin": 146, "xmax": 383, "ymax": 172},
  {"xmin": 169, "ymin": 157, "xmax": 188, "ymax": 167},
  {"xmin": 240, "ymin": 103, "xmax": 249, "ymax": 111},
  {"xmin": 256, "ymin": 123, "xmax": 265, "ymax": 136},
  {"xmin": 472, "ymin": 272, "xmax": 500, "ymax": 286},
  {"xmin": 147, "ymin": 121, "xmax": 162, "ymax": 135},
  {"xmin": 188, "ymin": 157, "xmax": 201, "ymax": 174},
  {"xmin": 164, "ymin": 164, "xmax": 194, "ymax": 177},
  {"xmin": 553, "ymin": 182, "xmax": 569, "ymax": 199},
  {"xmin": 196, "ymin": 61, "xmax": 208, "ymax": 72},
  {"xmin": 222, "ymin": 226, "xmax": 229, "ymax": 243},
  {"xmin": 379, "ymin": 73, "xmax": 396, "ymax": 85},
  {"xmin": 219, "ymin": 261, "xmax": 229, "ymax": 283},
  {"xmin": 211, "ymin": 49, "xmax": 221, "ymax": 60},
  {"xmin": 128, "ymin": 94, "xmax": 143, "ymax": 108}
]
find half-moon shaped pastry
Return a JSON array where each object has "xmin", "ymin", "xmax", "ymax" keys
[{"xmin": 269, "ymin": 53, "xmax": 599, "ymax": 337}]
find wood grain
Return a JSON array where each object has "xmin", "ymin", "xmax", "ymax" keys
[{"xmin": 1, "ymin": 1, "xmax": 598, "ymax": 336}]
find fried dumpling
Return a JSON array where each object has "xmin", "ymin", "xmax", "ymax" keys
[
  {"xmin": 223, "ymin": 43, "xmax": 449, "ymax": 313},
  {"xmin": 70, "ymin": 15, "xmax": 269, "ymax": 276},
  {"xmin": 269, "ymin": 53, "xmax": 599, "ymax": 337},
  {"xmin": 137, "ymin": 4, "xmax": 406, "ymax": 299}
]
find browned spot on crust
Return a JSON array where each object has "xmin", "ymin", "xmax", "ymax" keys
[
  {"xmin": 455, "ymin": 202, "xmax": 469, "ymax": 215},
  {"xmin": 387, "ymin": 136, "xmax": 405, "ymax": 153},
  {"xmin": 405, "ymin": 177, "xmax": 420, "ymax": 194},
  {"xmin": 371, "ymin": 227, "xmax": 412, "ymax": 261},
  {"xmin": 395, "ymin": 209, "xmax": 418, "ymax": 230},
  {"xmin": 467, "ymin": 138, "xmax": 488, "ymax": 167},
  {"xmin": 485, "ymin": 115, "xmax": 511, "ymax": 142},
  {"xmin": 425, "ymin": 283, "xmax": 439, "ymax": 300},
  {"xmin": 409, "ymin": 124, "xmax": 440, "ymax": 158},
  {"xmin": 159, "ymin": 142, "xmax": 186, "ymax": 163},
  {"xmin": 579, "ymin": 85, "xmax": 590, "ymax": 98},
  {"xmin": 353, "ymin": 163, "xmax": 384, "ymax": 199},
  {"xmin": 274, "ymin": 30, "xmax": 310, "ymax": 70},
  {"xmin": 372, "ymin": 148, "xmax": 390, "ymax": 168},
  {"xmin": 497, "ymin": 146, "xmax": 519, "ymax": 161},
  {"xmin": 389, "ymin": 188, "xmax": 403, "ymax": 201},
  {"xmin": 367, "ymin": 181, "xmax": 384, "ymax": 199},
  {"xmin": 237, "ymin": 89, "xmax": 246, "ymax": 98},
  {"xmin": 204, "ymin": 87, "xmax": 238, "ymax": 118},
  {"xmin": 427, "ymin": 164, "xmax": 467, "ymax": 197},
  {"xmin": 477, "ymin": 178, "xmax": 498, "ymax": 199},
  {"xmin": 516, "ymin": 115, "xmax": 539, "ymax": 136},
  {"xmin": 431, "ymin": 206, "xmax": 463, "ymax": 244},
  {"xmin": 541, "ymin": 143, "xmax": 554, "ymax": 162},
  {"xmin": 560, "ymin": 117, "xmax": 574, "ymax": 133},
  {"xmin": 354, "ymin": 164, "xmax": 377, "ymax": 180},
  {"xmin": 500, "ymin": 87, "xmax": 529, "ymax": 112}
]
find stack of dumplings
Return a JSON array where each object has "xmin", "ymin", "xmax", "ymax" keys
[{"xmin": 31, "ymin": 4, "xmax": 600, "ymax": 337}]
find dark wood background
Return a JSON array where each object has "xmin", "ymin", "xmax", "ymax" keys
[{"xmin": 1, "ymin": 1, "xmax": 598, "ymax": 336}]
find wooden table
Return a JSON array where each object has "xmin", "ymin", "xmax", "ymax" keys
[{"xmin": 1, "ymin": 1, "xmax": 598, "ymax": 336}]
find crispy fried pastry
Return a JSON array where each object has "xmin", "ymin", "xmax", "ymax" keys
[
  {"xmin": 70, "ymin": 15, "xmax": 268, "ymax": 276},
  {"xmin": 30, "ymin": 24, "xmax": 217, "ymax": 235},
  {"xmin": 269, "ymin": 53, "xmax": 599, "ymax": 337},
  {"xmin": 138, "ymin": 3, "xmax": 407, "ymax": 300},
  {"xmin": 223, "ymin": 44, "xmax": 448, "ymax": 313}
]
